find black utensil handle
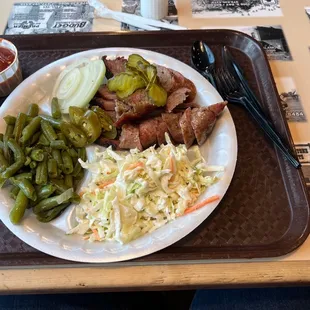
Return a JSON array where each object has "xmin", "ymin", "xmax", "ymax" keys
[
  {"xmin": 223, "ymin": 47, "xmax": 268, "ymax": 117},
  {"xmin": 201, "ymin": 71, "xmax": 217, "ymax": 89},
  {"xmin": 242, "ymin": 97, "xmax": 300, "ymax": 168}
]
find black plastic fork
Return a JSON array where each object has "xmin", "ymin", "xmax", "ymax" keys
[{"xmin": 214, "ymin": 68, "xmax": 300, "ymax": 169}]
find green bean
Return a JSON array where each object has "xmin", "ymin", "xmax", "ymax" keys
[
  {"xmin": 26, "ymin": 116, "xmax": 33, "ymax": 124},
  {"xmin": 72, "ymin": 161, "xmax": 82, "ymax": 177},
  {"xmin": 50, "ymin": 178, "xmax": 66, "ymax": 192},
  {"xmin": 29, "ymin": 131, "xmax": 41, "ymax": 146},
  {"xmin": 68, "ymin": 148, "xmax": 78, "ymax": 158},
  {"xmin": 29, "ymin": 161, "xmax": 37, "ymax": 169},
  {"xmin": 48, "ymin": 158, "xmax": 58, "ymax": 179},
  {"xmin": 10, "ymin": 186, "xmax": 20, "ymax": 200},
  {"xmin": 62, "ymin": 150, "xmax": 73, "ymax": 174},
  {"xmin": 36, "ymin": 184, "xmax": 55, "ymax": 201},
  {"xmin": 27, "ymin": 104, "xmax": 39, "ymax": 117},
  {"xmin": 35, "ymin": 156, "xmax": 48, "ymax": 185},
  {"xmin": 0, "ymin": 150, "xmax": 9, "ymax": 172},
  {"xmin": 0, "ymin": 141, "xmax": 4, "ymax": 150},
  {"xmin": 57, "ymin": 132, "xmax": 67, "ymax": 144},
  {"xmin": 0, "ymin": 133, "xmax": 3, "ymax": 142},
  {"xmin": 38, "ymin": 133, "xmax": 50, "ymax": 146},
  {"xmin": 75, "ymin": 170, "xmax": 84, "ymax": 181},
  {"xmin": 0, "ymin": 177, "xmax": 6, "ymax": 188},
  {"xmin": 77, "ymin": 147, "xmax": 87, "ymax": 162},
  {"xmin": 51, "ymin": 97, "xmax": 61, "ymax": 119},
  {"xmin": 13, "ymin": 113, "xmax": 27, "ymax": 145},
  {"xmin": 9, "ymin": 190, "xmax": 28, "ymax": 224},
  {"xmin": 72, "ymin": 156, "xmax": 78, "ymax": 167},
  {"xmin": 37, "ymin": 203, "xmax": 70, "ymax": 223},
  {"xmin": 50, "ymin": 140, "xmax": 67, "ymax": 150},
  {"xmin": 1, "ymin": 139, "xmax": 25, "ymax": 179},
  {"xmin": 33, "ymin": 191, "xmax": 73, "ymax": 214},
  {"xmin": 4, "ymin": 115, "xmax": 16, "ymax": 125},
  {"xmin": 25, "ymin": 147, "xmax": 32, "ymax": 155},
  {"xmin": 14, "ymin": 172, "xmax": 32, "ymax": 181},
  {"xmin": 30, "ymin": 149, "xmax": 44, "ymax": 162},
  {"xmin": 10, "ymin": 177, "xmax": 37, "ymax": 201},
  {"xmin": 24, "ymin": 156, "xmax": 31, "ymax": 166},
  {"xmin": 4, "ymin": 124, "xmax": 14, "ymax": 162},
  {"xmin": 41, "ymin": 120, "xmax": 57, "ymax": 142},
  {"xmin": 9, "ymin": 138, "xmax": 25, "ymax": 161},
  {"xmin": 20, "ymin": 116, "xmax": 42, "ymax": 144},
  {"xmin": 39, "ymin": 115, "xmax": 61, "ymax": 129},
  {"xmin": 71, "ymin": 193, "xmax": 81, "ymax": 204},
  {"xmin": 64, "ymin": 174, "xmax": 73, "ymax": 188},
  {"xmin": 50, "ymin": 179, "xmax": 80, "ymax": 204},
  {"xmin": 51, "ymin": 149, "xmax": 63, "ymax": 170}
]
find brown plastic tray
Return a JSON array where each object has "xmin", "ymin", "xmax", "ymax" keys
[{"xmin": 0, "ymin": 30, "xmax": 309, "ymax": 267}]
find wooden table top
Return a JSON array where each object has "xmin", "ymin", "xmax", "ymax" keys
[{"xmin": 1, "ymin": 0, "xmax": 310, "ymax": 292}]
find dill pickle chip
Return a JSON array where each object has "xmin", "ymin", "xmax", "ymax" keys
[
  {"xmin": 127, "ymin": 54, "xmax": 150, "ymax": 71},
  {"xmin": 148, "ymin": 83, "xmax": 167, "ymax": 107},
  {"xmin": 107, "ymin": 72, "xmax": 146, "ymax": 99}
]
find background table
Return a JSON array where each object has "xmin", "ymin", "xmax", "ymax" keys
[{"xmin": 1, "ymin": 0, "xmax": 310, "ymax": 292}]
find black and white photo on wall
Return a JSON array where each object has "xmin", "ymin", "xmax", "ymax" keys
[{"xmin": 192, "ymin": 0, "xmax": 282, "ymax": 18}]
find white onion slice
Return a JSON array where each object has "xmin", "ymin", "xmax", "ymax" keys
[{"xmin": 52, "ymin": 58, "xmax": 106, "ymax": 113}]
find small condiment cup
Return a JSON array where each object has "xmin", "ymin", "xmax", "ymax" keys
[
  {"xmin": 0, "ymin": 39, "xmax": 23, "ymax": 97},
  {"xmin": 140, "ymin": 0, "xmax": 169, "ymax": 20}
]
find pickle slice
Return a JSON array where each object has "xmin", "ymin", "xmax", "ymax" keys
[
  {"xmin": 107, "ymin": 72, "xmax": 146, "ymax": 99},
  {"xmin": 148, "ymin": 84, "xmax": 167, "ymax": 107},
  {"xmin": 146, "ymin": 65, "xmax": 157, "ymax": 90},
  {"xmin": 127, "ymin": 54, "xmax": 150, "ymax": 71}
]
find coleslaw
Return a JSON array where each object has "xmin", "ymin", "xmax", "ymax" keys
[{"xmin": 68, "ymin": 135, "xmax": 223, "ymax": 243}]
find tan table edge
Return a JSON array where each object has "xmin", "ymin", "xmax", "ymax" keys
[{"xmin": 1, "ymin": 261, "xmax": 310, "ymax": 293}]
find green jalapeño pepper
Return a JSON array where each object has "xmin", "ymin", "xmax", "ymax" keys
[
  {"xmin": 69, "ymin": 106, "xmax": 85, "ymax": 126},
  {"xmin": 78, "ymin": 110, "xmax": 101, "ymax": 144},
  {"xmin": 91, "ymin": 106, "xmax": 117, "ymax": 139},
  {"xmin": 60, "ymin": 121, "xmax": 87, "ymax": 148}
]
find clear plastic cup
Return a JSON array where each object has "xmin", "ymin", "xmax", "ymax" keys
[
  {"xmin": 0, "ymin": 39, "xmax": 23, "ymax": 97},
  {"xmin": 140, "ymin": 0, "xmax": 169, "ymax": 20}
]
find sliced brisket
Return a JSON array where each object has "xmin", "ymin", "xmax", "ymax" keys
[
  {"xmin": 166, "ymin": 88, "xmax": 191, "ymax": 113},
  {"xmin": 115, "ymin": 89, "xmax": 156, "ymax": 127},
  {"xmin": 91, "ymin": 97, "xmax": 116, "ymax": 111},
  {"xmin": 96, "ymin": 137, "xmax": 120, "ymax": 150},
  {"xmin": 97, "ymin": 85, "xmax": 118, "ymax": 101},
  {"xmin": 102, "ymin": 56, "xmax": 127, "ymax": 77}
]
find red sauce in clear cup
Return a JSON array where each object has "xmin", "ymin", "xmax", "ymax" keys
[
  {"xmin": 0, "ymin": 39, "xmax": 23, "ymax": 97},
  {"xmin": 0, "ymin": 47, "xmax": 15, "ymax": 73}
]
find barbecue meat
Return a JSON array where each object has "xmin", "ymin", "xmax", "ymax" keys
[
  {"xmin": 156, "ymin": 117, "xmax": 170, "ymax": 146},
  {"xmin": 179, "ymin": 108, "xmax": 195, "ymax": 149},
  {"xmin": 102, "ymin": 56, "xmax": 127, "ymax": 77},
  {"xmin": 190, "ymin": 102, "xmax": 227, "ymax": 146},
  {"xmin": 91, "ymin": 97, "xmax": 116, "ymax": 111},
  {"xmin": 162, "ymin": 113, "xmax": 184, "ymax": 144},
  {"xmin": 96, "ymin": 137, "xmax": 120, "ymax": 150},
  {"xmin": 139, "ymin": 118, "xmax": 158, "ymax": 149},
  {"xmin": 97, "ymin": 85, "xmax": 118, "ymax": 100},
  {"xmin": 156, "ymin": 65, "xmax": 197, "ymax": 103},
  {"xmin": 166, "ymin": 88, "xmax": 191, "ymax": 113},
  {"xmin": 119, "ymin": 124, "xmax": 143, "ymax": 151},
  {"xmin": 115, "ymin": 89, "xmax": 156, "ymax": 127}
]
